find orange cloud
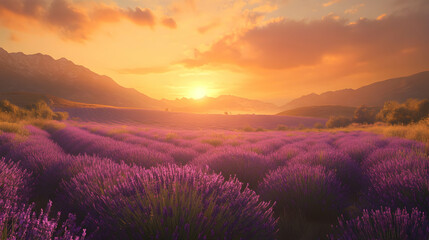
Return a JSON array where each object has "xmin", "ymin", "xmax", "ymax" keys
[
  {"xmin": 117, "ymin": 66, "xmax": 173, "ymax": 75},
  {"xmin": 0, "ymin": 0, "xmax": 176, "ymax": 41},
  {"xmin": 181, "ymin": 9, "xmax": 429, "ymax": 99},
  {"xmin": 376, "ymin": 13, "xmax": 387, "ymax": 20},
  {"xmin": 183, "ymin": 11, "xmax": 429, "ymax": 71},
  {"xmin": 162, "ymin": 17, "xmax": 177, "ymax": 29},
  {"xmin": 197, "ymin": 21, "xmax": 220, "ymax": 34},
  {"xmin": 323, "ymin": 0, "xmax": 342, "ymax": 7},
  {"xmin": 125, "ymin": 7, "xmax": 155, "ymax": 26}
]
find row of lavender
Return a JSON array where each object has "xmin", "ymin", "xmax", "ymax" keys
[{"xmin": 1, "ymin": 122, "xmax": 428, "ymax": 239}]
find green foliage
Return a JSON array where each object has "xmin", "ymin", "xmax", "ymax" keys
[
  {"xmin": 0, "ymin": 100, "xmax": 68, "ymax": 123},
  {"xmin": 326, "ymin": 116, "xmax": 352, "ymax": 128},
  {"xmin": 354, "ymin": 105, "xmax": 377, "ymax": 124},
  {"xmin": 376, "ymin": 99, "xmax": 429, "ymax": 125}
]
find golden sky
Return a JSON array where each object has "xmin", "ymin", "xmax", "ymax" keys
[{"xmin": 0, "ymin": 0, "xmax": 428, "ymax": 104}]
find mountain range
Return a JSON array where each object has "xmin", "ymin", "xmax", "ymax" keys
[
  {"xmin": 282, "ymin": 71, "xmax": 429, "ymax": 110},
  {"xmin": 0, "ymin": 48, "xmax": 279, "ymax": 114},
  {"xmin": 0, "ymin": 47, "xmax": 428, "ymax": 114}
]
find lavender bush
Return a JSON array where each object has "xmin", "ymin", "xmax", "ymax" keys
[
  {"xmin": 0, "ymin": 158, "xmax": 31, "ymax": 204},
  {"xmin": 193, "ymin": 147, "xmax": 269, "ymax": 187},
  {"xmin": 291, "ymin": 150, "xmax": 365, "ymax": 194},
  {"xmin": 0, "ymin": 200, "xmax": 86, "ymax": 240},
  {"xmin": 62, "ymin": 164, "xmax": 277, "ymax": 239},
  {"xmin": 329, "ymin": 208, "xmax": 429, "ymax": 240},
  {"xmin": 51, "ymin": 126, "xmax": 174, "ymax": 168},
  {"xmin": 259, "ymin": 163, "xmax": 347, "ymax": 221}
]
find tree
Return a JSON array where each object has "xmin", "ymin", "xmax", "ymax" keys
[
  {"xmin": 353, "ymin": 105, "xmax": 376, "ymax": 124},
  {"xmin": 326, "ymin": 116, "xmax": 351, "ymax": 128},
  {"xmin": 376, "ymin": 99, "xmax": 429, "ymax": 125}
]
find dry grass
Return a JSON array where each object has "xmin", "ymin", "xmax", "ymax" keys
[
  {"xmin": 27, "ymin": 119, "xmax": 67, "ymax": 132},
  {"xmin": 0, "ymin": 122, "xmax": 29, "ymax": 136},
  {"xmin": 318, "ymin": 119, "xmax": 429, "ymax": 145}
]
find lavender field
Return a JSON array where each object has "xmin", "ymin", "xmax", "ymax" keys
[{"xmin": 1, "ymin": 122, "xmax": 428, "ymax": 239}]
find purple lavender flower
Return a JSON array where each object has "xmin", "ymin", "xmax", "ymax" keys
[
  {"xmin": 329, "ymin": 207, "xmax": 429, "ymax": 240},
  {"xmin": 62, "ymin": 164, "xmax": 277, "ymax": 239},
  {"xmin": 258, "ymin": 163, "xmax": 347, "ymax": 221},
  {"xmin": 0, "ymin": 200, "xmax": 86, "ymax": 240},
  {"xmin": 193, "ymin": 146, "xmax": 269, "ymax": 188},
  {"xmin": 0, "ymin": 158, "xmax": 31, "ymax": 204}
]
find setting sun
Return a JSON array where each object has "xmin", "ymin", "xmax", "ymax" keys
[{"xmin": 192, "ymin": 87, "xmax": 207, "ymax": 99}]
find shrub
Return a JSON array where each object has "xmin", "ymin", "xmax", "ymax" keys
[
  {"xmin": 0, "ymin": 100, "xmax": 21, "ymax": 116},
  {"xmin": 366, "ymin": 168, "xmax": 429, "ymax": 213},
  {"xmin": 329, "ymin": 208, "xmax": 429, "ymax": 240},
  {"xmin": 326, "ymin": 116, "xmax": 351, "ymax": 128},
  {"xmin": 0, "ymin": 200, "xmax": 86, "ymax": 240},
  {"xmin": 258, "ymin": 164, "xmax": 346, "ymax": 222},
  {"xmin": 51, "ymin": 126, "xmax": 174, "ymax": 168},
  {"xmin": 54, "ymin": 111, "xmax": 69, "ymax": 121},
  {"xmin": 0, "ymin": 100, "xmax": 69, "ymax": 122},
  {"xmin": 62, "ymin": 164, "xmax": 277, "ymax": 239},
  {"xmin": 291, "ymin": 150, "xmax": 365, "ymax": 195},
  {"xmin": 353, "ymin": 105, "xmax": 377, "ymax": 124},
  {"xmin": 26, "ymin": 101, "xmax": 55, "ymax": 119},
  {"xmin": 167, "ymin": 147, "xmax": 198, "ymax": 165},
  {"xmin": 193, "ymin": 147, "xmax": 269, "ymax": 188},
  {"xmin": 0, "ymin": 158, "xmax": 32, "ymax": 204},
  {"xmin": 377, "ymin": 99, "xmax": 429, "ymax": 125},
  {"xmin": 267, "ymin": 145, "xmax": 301, "ymax": 168},
  {"xmin": 276, "ymin": 124, "xmax": 289, "ymax": 131}
]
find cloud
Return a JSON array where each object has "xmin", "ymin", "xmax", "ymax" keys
[
  {"xmin": 46, "ymin": 0, "xmax": 91, "ymax": 40},
  {"xmin": 183, "ymin": 10, "xmax": 429, "ymax": 71},
  {"xmin": 162, "ymin": 17, "xmax": 177, "ymax": 29},
  {"xmin": 117, "ymin": 66, "xmax": 173, "ymax": 75},
  {"xmin": 181, "ymin": 9, "xmax": 429, "ymax": 98},
  {"xmin": 323, "ymin": 0, "xmax": 342, "ymax": 7},
  {"xmin": 125, "ymin": 7, "xmax": 155, "ymax": 26},
  {"xmin": 376, "ymin": 13, "xmax": 387, "ymax": 20},
  {"xmin": 344, "ymin": 4, "xmax": 365, "ymax": 15},
  {"xmin": 0, "ymin": 0, "xmax": 176, "ymax": 41},
  {"xmin": 197, "ymin": 20, "xmax": 220, "ymax": 34}
]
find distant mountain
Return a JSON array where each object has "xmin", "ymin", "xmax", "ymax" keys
[
  {"xmin": 277, "ymin": 105, "xmax": 381, "ymax": 119},
  {"xmin": 162, "ymin": 95, "xmax": 280, "ymax": 114},
  {"xmin": 0, "ymin": 48, "xmax": 163, "ymax": 109},
  {"xmin": 282, "ymin": 71, "xmax": 429, "ymax": 110},
  {"xmin": 0, "ymin": 48, "xmax": 279, "ymax": 114}
]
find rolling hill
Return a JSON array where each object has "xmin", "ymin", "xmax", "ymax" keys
[{"xmin": 282, "ymin": 71, "xmax": 429, "ymax": 110}]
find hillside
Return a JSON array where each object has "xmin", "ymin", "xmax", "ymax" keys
[
  {"xmin": 0, "ymin": 48, "xmax": 163, "ymax": 109},
  {"xmin": 282, "ymin": 71, "xmax": 429, "ymax": 110}
]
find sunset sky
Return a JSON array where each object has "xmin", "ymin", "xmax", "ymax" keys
[{"xmin": 0, "ymin": 0, "xmax": 428, "ymax": 104}]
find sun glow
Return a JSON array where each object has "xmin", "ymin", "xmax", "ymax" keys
[{"xmin": 192, "ymin": 87, "xmax": 207, "ymax": 99}]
